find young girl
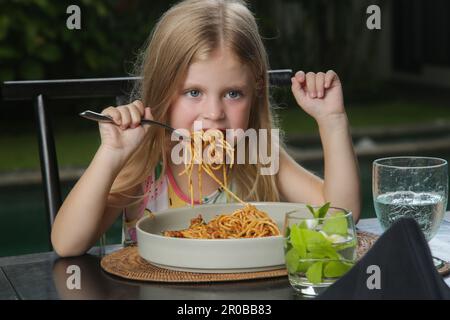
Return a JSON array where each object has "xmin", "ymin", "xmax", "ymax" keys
[{"xmin": 51, "ymin": 0, "xmax": 360, "ymax": 257}]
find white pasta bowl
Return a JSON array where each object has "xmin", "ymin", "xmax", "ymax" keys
[{"xmin": 136, "ymin": 202, "xmax": 308, "ymax": 273}]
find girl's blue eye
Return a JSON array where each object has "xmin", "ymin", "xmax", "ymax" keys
[
  {"xmin": 185, "ymin": 89, "xmax": 242, "ymax": 99},
  {"xmin": 226, "ymin": 90, "xmax": 242, "ymax": 100},
  {"xmin": 186, "ymin": 90, "xmax": 200, "ymax": 98}
]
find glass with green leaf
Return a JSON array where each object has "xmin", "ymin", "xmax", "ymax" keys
[{"xmin": 283, "ymin": 203, "xmax": 357, "ymax": 296}]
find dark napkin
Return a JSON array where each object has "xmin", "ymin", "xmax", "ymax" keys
[{"xmin": 317, "ymin": 217, "xmax": 450, "ymax": 299}]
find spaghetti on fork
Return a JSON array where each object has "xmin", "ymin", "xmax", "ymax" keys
[{"xmin": 163, "ymin": 129, "xmax": 281, "ymax": 239}]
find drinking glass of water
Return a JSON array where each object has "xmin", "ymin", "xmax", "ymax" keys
[{"xmin": 372, "ymin": 157, "xmax": 448, "ymax": 265}]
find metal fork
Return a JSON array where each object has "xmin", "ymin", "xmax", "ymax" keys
[{"xmin": 79, "ymin": 110, "xmax": 189, "ymax": 139}]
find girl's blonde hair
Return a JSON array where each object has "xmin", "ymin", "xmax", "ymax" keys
[{"xmin": 111, "ymin": 0, "xmax": 282, "ymax": 204}]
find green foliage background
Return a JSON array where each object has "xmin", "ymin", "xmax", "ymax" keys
[
  {"xmin": 0, "ymin": 0, "xmax": 384, "ymax": 98},
  {"xmin": 0, "ymin": 0, "xmax": 171, "ymax": 80}
]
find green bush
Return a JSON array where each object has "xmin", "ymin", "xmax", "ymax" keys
[{"xmin": 0, "ymin": 0, "xmax": 171, "ymax": 81}]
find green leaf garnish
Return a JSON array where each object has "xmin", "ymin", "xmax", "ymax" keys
[
  {"xmin": 306, "ymin": 205, "xmax": 317, "ymax": 217},
  {"xmin": 299, "ymin": 220, "xmax": 309, "ymax": 229},
  {"xmin": 309, "ymin": 245, "xmax": 340, "ymax": 260},
  {"xmin": 299, "ymin": 229, "xmax": 329, "ymax": 250},
  {"xmin": 285, "ymin": 248, "xmax": 300, "ymax": 273},
  {"xmin": 300, "ymin": 229, "xmax": 339, "ymax": 259},
  {"xmin": 333, "ymin": 237, "xmax": 357, "ymax": 252},
  {"xmin": 285, "ymin": 226, "xmax": 291, "ymax": 237},
  {"xmin": 317, "ymin": 202, "xmax": 331, "ymax": 219},
  {"xmin": 297, "ymin": 261, "xmax": 313, "ymax": 273},
  {"xmin": 290, "ymin": 224, "xmax": 306, "ymax": 258},
  {"xmin": 306, "ymin": 261, "xmax": 323, "ymax": 284},
  {"xmin": 306, "ymin": 202, "xmax": 331, "ymax": 220},
  {"xmin": 299, "ymin": 219, "xmax": 318, "ymax": 229},
  {"xmin": 322, "ymin": 211, "xmax": 348, "ymax": 236},
  {"xmin": 323, "ymin": 261, "xmax": 354, "ymax": 278},
  {"xmin": 305, "ymin": 251, "xmax": 328, "ymax": 259}
]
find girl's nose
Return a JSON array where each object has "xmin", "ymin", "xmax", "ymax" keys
[{"xmin": 202, "ymin": 97, "xmax": 225, "ymax": 121}]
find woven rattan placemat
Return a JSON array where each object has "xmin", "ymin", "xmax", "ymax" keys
[{"xmin": 100, "ymin": 231, "xmax": 391, "ymax": 283}]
